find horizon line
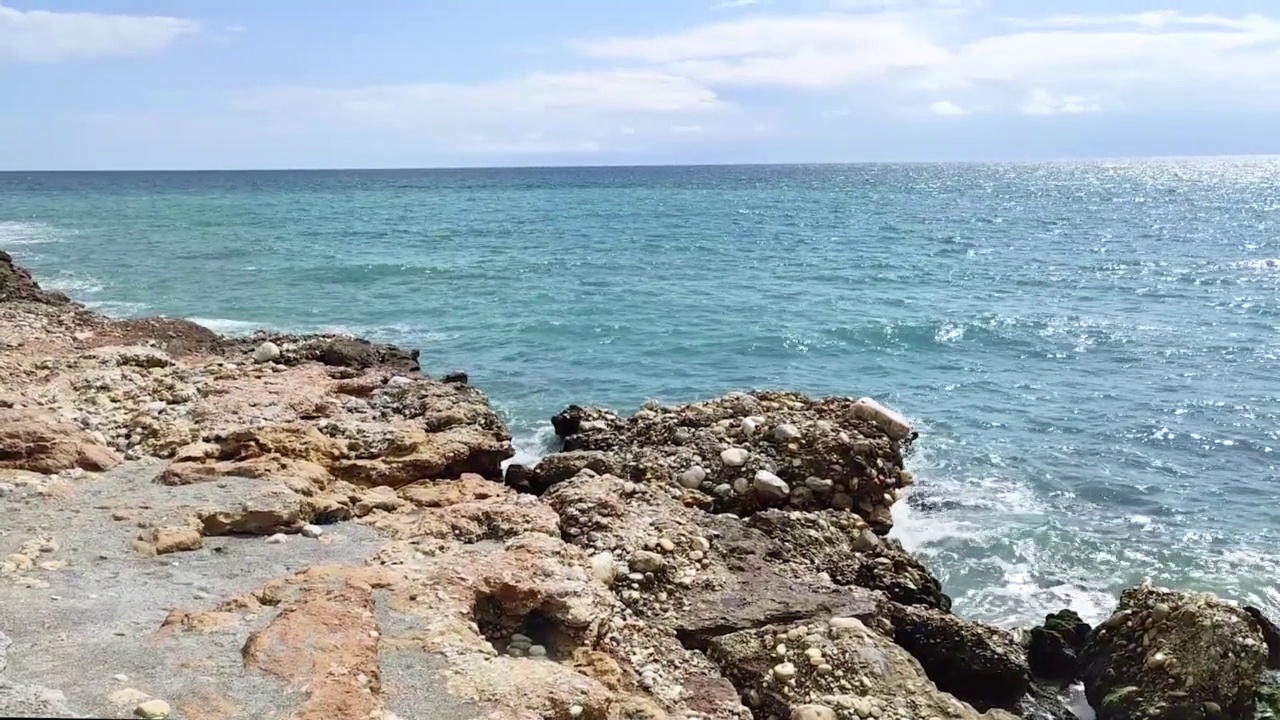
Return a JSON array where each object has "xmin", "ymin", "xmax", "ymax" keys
[{"xmin": 3, "ymin": 153, "xmax": 1279, "ymax": 174}]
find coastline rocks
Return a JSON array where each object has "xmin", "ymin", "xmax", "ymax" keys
[
  {"xmin": 0, "ymin": 250, "xmax": 72, "ymax": 305},
  {"xmin": 1026, "ymin": 609, "xmax": 1093, "ymax": 682},
  {"xmin": 548, "ymin": 391, "xmax": 914, "ymax": 534},
  {"xmin": 0, "ymin": 407, "xmax": 122, "ymax": 473},
  {"xmin": 1244, "ymin": 606, "xmax": 1280, "ymax": 670},
  {"xmin": 232, "ymin": 333, "xmax": 421, "ymax": 374},
  {"xmin": 1080, "ymin": 583, "xmax": 1268, "ymax": 720}
]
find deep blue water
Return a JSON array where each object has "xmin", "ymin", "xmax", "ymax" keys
[{"xmin": 3, "ymin": 161, "xmax": 1279, "ymax": 626}]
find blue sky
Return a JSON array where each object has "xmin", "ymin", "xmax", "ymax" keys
[{"xmin": 2, "ymin": 0, "xmax": 1279, "ymax": 169}]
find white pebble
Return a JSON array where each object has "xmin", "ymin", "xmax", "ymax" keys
[
  {"xmin": 387, "ymin": 375, "xmax": 413, "ymax": 387},
  {"xmin": 773, "ymin": 423, "xmax": 801, "ymax": 442},
  {"xmin": 252, "ymin": 341, "xmax": 281, "ymax": 364},
  {"xmin": 264, "ymin": 533, "xmax": 287, "ymax": 544},
  {"xmin": 677, "ymin": 466, "xmax": 707, "ymax": 489},
  {"xmin": 772, "ymin": 661, "xmax": 797, "ymax": 680},
  {"xmin": 300, "ymin": 524, "xmax": 323, "ymax": 539},
  {"xmin": 720, "ymin": 448, "xmax": 750, "ymax": 467},
  {"xmin": 740, "ymin": 417, "xmax": 760, "ymax": 438},
  {"xmin": 753, "ymin": 470, "xmax": 790, "ymax": 501}
]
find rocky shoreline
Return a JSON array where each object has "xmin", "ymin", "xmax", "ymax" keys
[{"xmin": 1, "ymin": 249, "xmax": 1277, "ymax": 720}]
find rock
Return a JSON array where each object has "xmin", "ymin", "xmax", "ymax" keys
[
  {"xmin": 143, "ymin": 525, "xmax": 204, "ymax": 555},
  {"xmin": 773, "ymin": 423, "xmax": 802, "ymax": 442},
  {"xmin": 630, "ymin": 550, "xmax": 665, "ymax": 573},
  {"xmin": 1027, "ymin": 609, "xmax": 1092, "ymax": 682},
  {"xmin": 852, "ymin": 397, "xmax": 914, "ymax": 441},
  {"xmin": 199, "ymin": 490, "xmax": 314, "ymax": 536},
  {"xmin": 521, "ymin": 450, "xmax": 619, "ymax": 494},
  {"xmin": 1080, "ymin": 583, "xmax": 1268, "ymax": 720},
  {"xmin": 0, "ymin": 408, "xmax": 122, "ymax": 474},
  {"xmin": 677, "ymin": 465, "xmax": 707, "ymax": 489},
  {"xmin": 442, "ymin": 371, "xmax": 468, "ymax": 384},
  {"xmin": 265, "ymin": 533, "xmax": 288, "ymax": 544},
  {"xmin": 300, "ymin": 523, "xmax": 323, "ymax": 539},
  {"xmin": 791, "ymin": 705, "xmax": 838, "ymax": 720},
  {"xmin": 1244, "ymin": 606, "xmax": 1280, "ymax": 670},
  {"xmin": 0, "ymin": 250, "xmax": 72, "ymax": 305},
  {"xmin": 752, "ymin": 469, "xmax": 790, "ymax": 502},
  {"xmin": 252, "ymin": 341, "xmax": 281, "ymax": 363},
  {"xmin": 134, "ymin": 699, "xmax": 172, "ymax": 718},
  {"xmin": 545, "ymin": 391, "xmax": 914, "ymax": 533},
  {"xmin": 889, "ymin": 602, "xmax": 1030, "ymax": 709},
  {"xmin": 707, "ymin": 615, "xmax": 1016, "ymax": 720}
]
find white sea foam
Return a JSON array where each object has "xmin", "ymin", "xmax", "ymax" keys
[
  {"xmin": 42, "ymin": 272, "xmax": 103, "ymax": 296},
  {"xmin": 187, "ymin": 317, "xmax": 268, "ymax": 336},
  {"xmin": 503, "ymin": 423, "xmax": 560, "ymax": 469},
  {"xmin": 0, "ymin": 220, "xmax": 66, "ymax": 246}
]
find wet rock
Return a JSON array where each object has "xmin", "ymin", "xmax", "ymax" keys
[
  {"xmin": 1244, "ymin": 606, "xmax": 1280, "ymax": 670},
  {"xmin": 1026, "ymin": 609, "xmax": 1092, "ymax": 682},
  {"xmin": 0, "ymin": 408, "xmax": 122, "ymax": 473},
  {"xmin": 889, "ymin": 602, "xmax": 1030, "ymax": 710},
  {"xmin": 441, "ymin": 371, "xmax": 468, "ymax": 385},
  {"xmin": 1080, "ymin": 583, "xmax": 1268, "ymax": 720}
]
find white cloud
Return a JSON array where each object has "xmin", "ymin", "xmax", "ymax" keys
[
  {"xmin": 929, "ymin": 100, "xmax": 969, "ymax": 116},
  {"xmin": 0, "ymin": 3, "xmax": 199, "ymax": 63},
  {"xmin": 578, "ymin": 15, "xmax": 948, "ymax": 88},
  {"xmin": 1020, "ymin": 88, "xmax": 1102, "ymax": 116},
  {"xmin": 714, "ymin": 0, "xmax": 765, "ymax": 8}
]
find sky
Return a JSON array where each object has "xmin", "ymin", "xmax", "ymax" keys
[{"xmin": 2, "ymin": 0, "xmax": 1280, "ymax": 169}]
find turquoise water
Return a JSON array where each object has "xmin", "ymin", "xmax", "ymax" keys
[{"xmin": 3, "ymin": 161, "xmax": 1279, "ymax": 627}]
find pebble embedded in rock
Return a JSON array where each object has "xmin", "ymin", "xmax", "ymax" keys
[
  {"xmin": 134, "ymin": 699, "xmax": 171, "ymax": 719},
  {"xmin": 300, "ymin": 524, "xmax": 323, "ymax": 539},
  {"xmin": 772, "ymin": 661, "xmax": 797, "ymax": 680},
  {"xmin": 720, "ymin": 448, "xmax": 749, "ymax": 467},
  {"xmin": 251, "ymin": 341, "xmax": 281, "ymax": 364},
  {"xmin": 630, "ymin": 550, "xmax": 665, "ymax": 573},
  {"xmin": 527, "ymin": 644, "xmax": 548, "ymax": 658},
  {"xmin": 264, "ymin": 533, "xmax": 287, "ymax": 544},
  {"xmin": 773, "ymin": 423, "xmax": 801, "ymax": 442},
  {"xmin": 589, "ymin": 551, "xmax": 616, "ymax": 585},
  {"xmin": 753, "ymin": 470, "xmax": 790, "ymax": 501},
  {"xmin": 387, "ymin": 375, "xmax": 412, "ymax": 386},
  {"xmin": 677, "ymin": 466, "xmax": 706, "ymax": 489}
]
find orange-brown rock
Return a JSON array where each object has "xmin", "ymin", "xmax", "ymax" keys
[
  {"xmin": 138, "ymin": 524, "xmax": 204, "ymax": 555},
  {"xmin": 158, "ymin": 609, "xmax": 241, "ymax": 634},
  {"xmin": 242, "ymin": 580, "xmax": 383, "ymax": 720},
  {"xmin": 197, "ymin": 487, "xmax": 316, "ymax": 536},
  {"xmin": 0, "ymin": 407, "xmax": 121, "ymax": 473}
]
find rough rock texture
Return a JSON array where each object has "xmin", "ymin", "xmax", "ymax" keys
[
  {"xmin": 706, "ymin": 614, "xmax": 1018, "ymax": 720},
  {"xmin": 0, "ymin": 407, "xmax": 122, "ymax": 473},
  {"xmin": 1080, "ymin": 583, "xmax": 1268, "ymax": 720},
  {"xmin": 888, "ymin": 603, "xmax": 1030, "ymax": 710},
  {"xmin": 1026, "ymin": 609, "xmax": 1092, "ymax": 683},
  {"xmin": 0, "ymin": 250, "xmax": 70, "ymax": 305},
  {"xmin": 1244, "ymin": 606, "xmax": 1280, "ymax": 670},
  {"xmin": 544, "ymin": 392, "xmax": 916, "ymax": 534}
]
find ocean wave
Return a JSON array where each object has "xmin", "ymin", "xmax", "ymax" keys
[
  {"xmin": 0, "ymin": 220, "xmax": 68, "ymax": 246},
  {"xmin": 42, "ymin": 271, "xmax": 104, "ymax": 296},
  {"xmin": 187, "ymin": 317, "xmax": 269, "ymax": 335}
]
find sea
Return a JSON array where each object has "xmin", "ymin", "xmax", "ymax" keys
[{"xmin": 3, "ymin": 160, "xmax": 1278, "ymax": 629}]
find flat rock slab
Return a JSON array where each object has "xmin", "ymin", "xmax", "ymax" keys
[{"xmin": 0, "ymin": 460, "xmax": 382, "ymax": 719}]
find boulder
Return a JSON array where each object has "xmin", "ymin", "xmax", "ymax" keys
[
  {"xmin": 0, "ymin": 408, "xmax": 121, "ymax": 473},
  {"xmin": 508, "ymin": 450, "xmax": 620, "ymax": 495},
  {"xmin": 1080, "ymin": 583, "xmax": 1268, "ymax": 720},
  {"xmin": 1244, "ymin": 606, "xmax": 1280, "ymax": 670},
  {"xmin": 888, "ymin": 602, "xmax": 1030, "ymax": 710},
  {"xmin": 1026, "ymin": 609, "xmax": 1092, "ymax": 682},
  {"xmin": 547, "ymin": 391, "xmax": 915, "ymax": 534},
  {"xmin": 706, "ymin": 615, "xmax": 1017, "ymax": 720}
]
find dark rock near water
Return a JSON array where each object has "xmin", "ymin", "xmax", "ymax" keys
[
  {"xmin": 0, "ymin": 250, "xmax": 71, "ymax": 305},
  {"xmin": 441, "ymin": 371, "xmax": 468, "ymax": 385},
  {"xmin": 1080, "ymin": 583, "xmax": 1268, "ymax": 720},
  {"xmin": 1027, "ymin": 609, "xmax": 1092, "ymax": 682},
  {"xmin": 888, "ymin": 602, "xmax": 1030, "ymax": 710},
  {"xmin": 1245, "ymin": 606, "xmax": 1280, "ymax": 670}
]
